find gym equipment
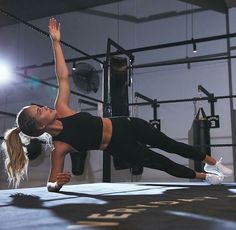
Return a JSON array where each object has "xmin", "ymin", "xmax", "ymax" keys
[
  {"xmin": 72, "ymin": 62, "xmax": 100, "ymax": 94},
  {"xmin": 188, "ymin": 107, "xmax": 211, "ymax": 172}
]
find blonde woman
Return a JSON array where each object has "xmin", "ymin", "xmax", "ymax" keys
[{"xmin": 2, "ymin": 18, "xmax": 233, "ymax": 191}]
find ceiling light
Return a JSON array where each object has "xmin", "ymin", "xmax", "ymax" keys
[
  {"xmin": 192, "ymin": 39, "xmax": 197, "ymax": 53},
  {"xmin": 72, "ymin": 61, "xmax": 76, "ymax": 71},
  {"xmin": 0, "ymin": 61, "xmax": 12, "ymax": 85}
]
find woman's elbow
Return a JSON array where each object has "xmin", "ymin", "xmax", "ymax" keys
[{"xmin": 57, "ymin": 72, "xmax": 69, "ymax": 79}]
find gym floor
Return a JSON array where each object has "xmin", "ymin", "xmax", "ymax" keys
[{"xmin": 1, "ymin": 182, "xmax": 236, "ymax": 230}]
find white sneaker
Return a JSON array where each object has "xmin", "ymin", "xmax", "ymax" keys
[
  {"xmin": 204, "ymin": 157, "xmax": 233, "ymax": 177},
  {"xmin": 205, "ymin": 173, "xmax": 224, "ymax": 185}
]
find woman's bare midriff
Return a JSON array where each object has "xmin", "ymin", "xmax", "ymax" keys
[{"xmin": 99, "ymin": 118, "xmax": 112, "ymax": 150}]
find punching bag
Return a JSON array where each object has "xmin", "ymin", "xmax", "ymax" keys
[
  {"xmin": 188, "ymin": 108, "xmax": 211, "ymax": 172},
  {"xmin": 70, "ymin": 151, "xmax": 87, "ymax": 176},
  {"xmin": 110, "ymin": 56, "xmax": 129, "ymax": 116}
]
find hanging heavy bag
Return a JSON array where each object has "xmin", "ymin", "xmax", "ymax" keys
[{"xmin": 190, "ymin": 107, "xmax": 211, "ymax": 172}]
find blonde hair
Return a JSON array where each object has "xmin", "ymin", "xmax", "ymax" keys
[
  {"xmin": 2, "ymin": 127, "xmax": 29, "ymax": 188},
  {"xmin": 1, "ymin": 105, "xmax": 52, "ymax": 188}
]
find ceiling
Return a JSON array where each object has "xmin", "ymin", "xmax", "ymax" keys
[
  {"xmin": 0, "ymin": 0, "xmax": 235, "ymax": 29},
  {"xmin": 179, "ymin": 0, "xmax": 236, "ymax": 13},
  {"xmin": 0, "ymin": 0, "xmax": 123, "ymax": 28}
]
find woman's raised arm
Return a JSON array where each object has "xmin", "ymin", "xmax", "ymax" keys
[{"xmin": 48, "ymin": 18, "xmax": 72, "ymax": 114}]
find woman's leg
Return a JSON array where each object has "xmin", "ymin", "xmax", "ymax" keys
[
  {"xmin": 136, "ymin": 145, "xmax": 223, "ymax": 184},
  {"xmin": 134, "ymin": 145, "xmax": 222, "ymax": 184},
  {"xmin": 129, "ymin": 143, "xmax": 197, "ymax": 179},
  {"xmin": 130, "ymin": 117, "xmax": 206, "ymax": 161},
  {"xmin": 129, "ymin": 118, "xmax": 232, "ymax": 177},
  {"xmin": 142, "ymin": 153, "xmax": 196, "ymax": 179}
]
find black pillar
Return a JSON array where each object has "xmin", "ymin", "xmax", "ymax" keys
[
  {"xmin": 109, "ymin": 56, "xmax": 130, "ymax": 171},
  {"xmin": 103, "ymin": 60, "xmax": 112, "ymax": 182}
]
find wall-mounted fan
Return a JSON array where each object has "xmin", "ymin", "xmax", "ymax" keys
[{"xmin": 72, "ymin": 62, "xmax": 99, "ymax": 94}]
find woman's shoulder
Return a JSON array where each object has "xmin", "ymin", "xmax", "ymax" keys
[
  {"xmin": 57, "ymin": 112, "xmax": 95, "ymax": 122},
  {"xmin": 55, "ymin": 104, "xmax": 76, "ymax": 118}
]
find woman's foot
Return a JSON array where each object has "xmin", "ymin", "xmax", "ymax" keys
[
  {"xmin": 205, "ymin": 173, "xmax": 224, "ymax": 185},
  {"xmin": 204, "ymin": 157, "xmax": 233, "ymax": 177}
]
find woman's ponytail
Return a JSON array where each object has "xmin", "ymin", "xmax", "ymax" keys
[{"xmin": 2, "ymin": 127, "xmax": 29, "ymax": 188}]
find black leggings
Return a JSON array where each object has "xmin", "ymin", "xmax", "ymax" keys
[{"xmin": 105, "ymin": 117, "xmax": 207, "ymax": 179}]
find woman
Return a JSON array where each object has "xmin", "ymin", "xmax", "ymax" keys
[{"xmin": 2, "ymin": 18, "xmax": 233, "ymax": 191}]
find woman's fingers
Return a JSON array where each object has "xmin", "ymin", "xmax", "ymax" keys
[
  {"xmin": 48, "ymin": 18, "xmax": 54, "ymax": 30},
  {"xmin": 57, "ymin": 22, "xmax": 61, "ymax": 32},
  {"xmin": 57, "ymin": 172, "xmax": 71, "ymax": 180},
  {"xmin": 56, "ymin": 172, "xmax": 71, "ymax": 185},
  {"xmin": 48, "ymin": 17, "xmax": 60, "ymax": 41}
]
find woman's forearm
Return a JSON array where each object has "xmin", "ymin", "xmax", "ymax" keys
[{"xmin": 52, "ymin": 41, "xmax": 69, "ymax": 79}]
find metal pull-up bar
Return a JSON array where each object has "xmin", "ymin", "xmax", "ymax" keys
[
  {"xmin": 198, "ymin": 85, "xmax": 217, "ymax": 116},
  {"xmin": 135, "ymin": 92, "xmax": 160, "ymax": 129},
  {"xmin": 16, "ymin": 33, "xmax": 236, "ymax": 70},
  {"xmin": 130, "ymin": 94, "xmax": 236, "ymax": 106}
]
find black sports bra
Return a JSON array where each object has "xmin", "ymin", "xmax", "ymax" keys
[{"xmin": 52, "ymin": 112, "xmax": 103, "ymax": 151}]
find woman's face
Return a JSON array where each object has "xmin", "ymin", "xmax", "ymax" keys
[{"xmin": 26, "ymin": 105, "xmax": 57, "ymax": 129}]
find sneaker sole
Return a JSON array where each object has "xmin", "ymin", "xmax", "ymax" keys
[{"xmin": 204, "ymin": 167, "xmax": 232, "ymax": 177}]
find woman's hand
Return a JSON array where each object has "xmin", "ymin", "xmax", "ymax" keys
[
  {"xmin": 48, "ymin": 17, "xmax": 61, "ymax": 42},
  {"xmin": 56, "ymin": 171, "xmax": 71, "ymax": 186},
  {"xmin": 47, "ymin": 171, "xmax": 71, "ymax": 192}
]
